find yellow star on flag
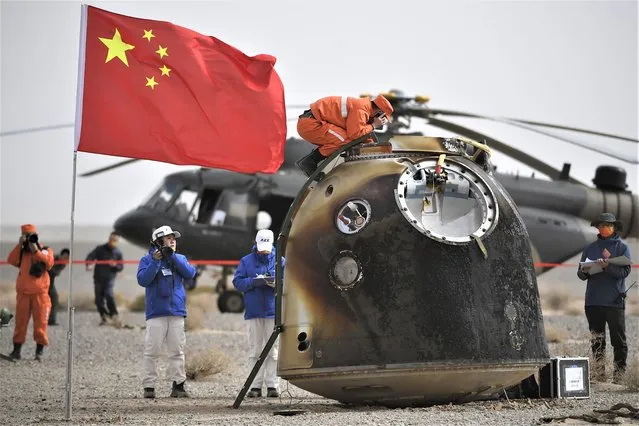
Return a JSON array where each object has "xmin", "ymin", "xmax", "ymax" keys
[
  {"xmin": 99, "ymin": 29, "xmax": 135, "ymax": 66},
  {"xmin": 159, "ymin": 64, "xmax": 171, "ymax": 77},
  {"xmin": 146, "ymin": 76, "xmax": 159, "ymax": 90},
  {"xmin": 142, "ymin": 29, "xmax": 155, "ymax": 42},
  {"xmin": 156, "ymin": 45, "xmax": 168, "ymax": 59}
]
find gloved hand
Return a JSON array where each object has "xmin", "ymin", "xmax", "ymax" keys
[{"xmin": 264, "ymin": 277, "xmax": 275, "ymax": 288}]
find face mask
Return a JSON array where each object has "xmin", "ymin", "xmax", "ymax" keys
[{"xmin": 599, "ymin": 226, "xmax": 614, "ymax": 238}]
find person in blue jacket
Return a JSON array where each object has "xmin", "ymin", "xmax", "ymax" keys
[
  {"xmin": 577, "ymin": 213, "xmax": 632, "ymax": 383},
  {"xmin": 233, "ymin": 229, "xmax": 285, "ymax": 398},
  {"xmin": 137, "ymin": 225, "xmax": 196, "ymax": 399}
]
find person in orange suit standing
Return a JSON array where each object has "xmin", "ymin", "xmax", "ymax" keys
[
  {"xmin": 6, "ymin": 224, "xmax": 55, "ymax": 361},
  {"xmin": 295, "ymin": 94, "xmax": 394, "ymax": 177}
]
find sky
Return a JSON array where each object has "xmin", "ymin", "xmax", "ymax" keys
[{"xmin": 1, "ymin": 0, "xmax": 637, "ymax": 228}]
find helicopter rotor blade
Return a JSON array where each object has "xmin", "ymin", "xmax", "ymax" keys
[
  {"xmin": 481, "ymin": 117, "xmax": 638, "ymax": 164},
  {"xmin": 424, "ymin": 116, "xmax": 584, "ymax": 185},
  {"xmin": 0, "ymin": 123, "xmax": 74, "ymax": 137},
  {"xmin": 79, "ymin": 158, "xmax": 141, "ymax": 177},
  {"xmin": 427, "ymin": 108, "xmax": 639, "ymax": 143}
]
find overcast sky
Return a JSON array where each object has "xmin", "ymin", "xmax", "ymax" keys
[{"xmin": 1, "ymin": 0, "xmax": 637, "ymax": 228}]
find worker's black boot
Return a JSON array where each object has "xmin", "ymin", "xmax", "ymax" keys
[
  {"xmin": 170, "ymin": 381, "xmax": 189, "ymax": 398},
  {"xmin": 9, "ymin": 343, "xmax": 21, "ymax": 360},
  {"xmin": 35, "ymin": 344, "xmax": 44, "ymax": 361},
  {"xmin": 296, "ymin": 148, "xmax": 326, "ymax": 177}
]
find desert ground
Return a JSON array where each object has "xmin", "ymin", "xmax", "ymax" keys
[{"xmin": 1, "ymin": 226, "xmax": 638, "ymax": 425}]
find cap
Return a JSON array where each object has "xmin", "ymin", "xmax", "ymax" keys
[
  {"xmin": 21, "ymin": 224, "xmax": 36, "ymax": 234},
  {"xmin": 256, "ymin": 229, "xmax": 274, "ymax": 253},
  {"xmin": 372, "ymin": 95, "xmax": 394, "ymax": 121},
  {"xmin": 152, "ymin": 225, "xmax": 182, "ymax": 242}
]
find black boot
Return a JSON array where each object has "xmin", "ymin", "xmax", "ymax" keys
[
  {"xmin": 143, "ymin": 388, "xmax": 155, "ymax": 399},
  {"xmin": 35, "ymin": 344, "xmax": 44, "ymax": 361},
  {"xmin": 9, "ymin": 343, "xmax": 21, "ymax": 360},
  {"xmin": 170, "ymin": 381, "xmax": 189, "ymax": 398},
  {"xmin": 296, "ymin": 148, "xmax": 326, "ymax": 177}
]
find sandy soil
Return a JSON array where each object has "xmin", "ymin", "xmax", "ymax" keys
[{"xmin": 1, "ymin": 306, "xmax": 638, "ymax": 426}]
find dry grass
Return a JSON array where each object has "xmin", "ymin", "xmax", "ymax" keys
[
  {"xmin": 184, "ymin": 293, "xmax": 216, "ymax": 331},
  {"xmin": 129, "ymin": 294, "xmax": 146, "ymax": 312},
  {"xmin": 544, "ymin": 324, "xmax": 569, "ymax": 343},
  {"xmin": 539, "ymin": 288, "xmax": 572, "ymax": 313},
  {"xmin": 185, "ymin": 347, "xmax": 228, "ymax": 380},
  {"xmin": 0, "ymin": 283, "xmax": 16, "ymax": 311},
  {"xmin": 622, "ymin": 356, "xmax": 639, "ymax": 391}
]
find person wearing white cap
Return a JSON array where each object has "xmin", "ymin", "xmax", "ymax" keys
[
  {"xmin": 233, "ymin": 229, "xmax": 285, "ymax": 398},
  {"xmin": 137, "ymin": 225, "xmax": 197, "ymax": 399}
]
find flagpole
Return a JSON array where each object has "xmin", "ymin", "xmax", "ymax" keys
[
  {"xmin": 66, "ymin": 3, "xmax": 88, "ymax": 420},
  {"xmin": 65, "ymin": 152, "xmax": 78, "ymax": 420}
]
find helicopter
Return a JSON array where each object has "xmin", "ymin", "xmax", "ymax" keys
[{"xmin": 31, "ymin": 90, "xmax": 638, "ymax": 313}]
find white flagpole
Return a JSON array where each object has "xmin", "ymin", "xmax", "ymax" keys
[{"xmin": 66, "ymin": 3, "xmax": 88, "ymax": 420}]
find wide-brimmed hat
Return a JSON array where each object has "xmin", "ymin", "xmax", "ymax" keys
[{"xmin": 590, "ymin": 212, "xmax": 623, "ymax": 232}]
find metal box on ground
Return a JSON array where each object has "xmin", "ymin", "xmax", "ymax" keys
[{"xmin": 539, "ymin": 356, "xmax": 590, "ymax": 399}]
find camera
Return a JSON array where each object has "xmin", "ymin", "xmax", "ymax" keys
[
  {"xmin": 153, "ymin": 240, "xmax": 175, "ymax": 258},
  {"xmin": 160, "ymin": 246, "xmax": 174, "ymax": 258},
  {"xmin": 367, "ymin": 110, "xmax": 385, "ymax": 125},
  {"xmin": 29, "ymin": 262, "xmax": 46, "ymax": 278},
  {"xmin": 22, "ymin": 233, "xmax": 40, "ymax": 251}
]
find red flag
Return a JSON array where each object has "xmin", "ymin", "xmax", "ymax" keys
[{"xmin": 74, "ymin": 5, "xmax": 287, "ymax": 174}]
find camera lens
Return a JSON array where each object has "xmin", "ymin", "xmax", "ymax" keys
[{"xmin": 28, "ymin": 234, "xmax": 38, "ymax": 243}]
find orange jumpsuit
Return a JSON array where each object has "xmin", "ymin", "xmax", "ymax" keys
[
  {"xmin": 297, "ymin": 96, "xmax": 376, "ymax": 157},
  {"xmin": 7, "ymin": 243, "xmax": 55, "ymax": 346}
]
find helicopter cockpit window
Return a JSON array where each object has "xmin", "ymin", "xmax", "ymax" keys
[
  {"xmin": 394, "ymin": 158, "xmax": 499, "ymax": 244},
  {"xmin": 144, "ymin": 180, "xmax": 180, "ymax": 212},
  {"xmin": 166, "ymin": 188, "xmax": 200, "ymax": 223},
  {"xmin": 210, "ymin": 189, "xmax": 259, "ymax": 229}
]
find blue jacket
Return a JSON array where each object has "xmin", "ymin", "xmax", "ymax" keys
[
  {"xmin": 137, "ymin": 247, "xmax": 197, "ymax": 320},
  {"xmin": 232, "ymin": 246, "xmax": 285, "ymax": 320},
  {"xmin": 577, "ymin": 234, "xmax": 632, "ymax": 308}
]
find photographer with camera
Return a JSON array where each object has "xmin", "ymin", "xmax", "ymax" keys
[
  {"xmin": 5, "ymin": 224, "xmax": 54, "ymax": 361},
  {"xmin": 137, "ymin": 226, "xmax": 196, "ymax": 399}
]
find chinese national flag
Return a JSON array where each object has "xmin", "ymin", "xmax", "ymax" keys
[{"xmin": 75, "ymin": 5, "xmax": 287, "ymax": 174}]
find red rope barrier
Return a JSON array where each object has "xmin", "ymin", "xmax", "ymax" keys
[{"xmin": 0, "ymin": 260, "xmax": 637, "ymax": 267}]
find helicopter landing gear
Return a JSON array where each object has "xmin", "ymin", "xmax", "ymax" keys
[
  {"xmin": 215, "ymin": 266, "xmax": 245, "ymax": 314},
  {"xmin": 217, "ymin": 290, "xmax": 244, "ymax": 313}
]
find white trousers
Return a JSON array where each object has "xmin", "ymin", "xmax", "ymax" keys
[
  {"xmin": 142, "ymin": 316, "xmax": 186, "ymax": 389},
  {"xmin": 247, "ymin": 318, "xmax": 279, "ymax": 390}
]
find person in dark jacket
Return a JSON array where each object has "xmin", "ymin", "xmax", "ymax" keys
[
  {"xmin": 137, "ymin": 225, "xmax": 196, "ymax": 399},
  {"xmin": 48, "ymin": 248, "xmax": 70, "ymax": 326},
  {"xmin": 233, "ymin": 229, "xmax": 285, "ymax": 398},
  {"xmin": 86, "ymin": 232, "xmax": 123, "ymax": 325},
  {"xmin": 577, "ymin": 213, "xmax": 632, "ymax": 383}
]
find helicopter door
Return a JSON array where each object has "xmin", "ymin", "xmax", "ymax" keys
[{"xmin": 209, "ymin": 189, "xmax": 259, "ymax": 231}]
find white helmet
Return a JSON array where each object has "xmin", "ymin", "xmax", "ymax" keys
[{"xmin": 151, "ymin": 225, "xmax": 181, "ymax": 243}]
